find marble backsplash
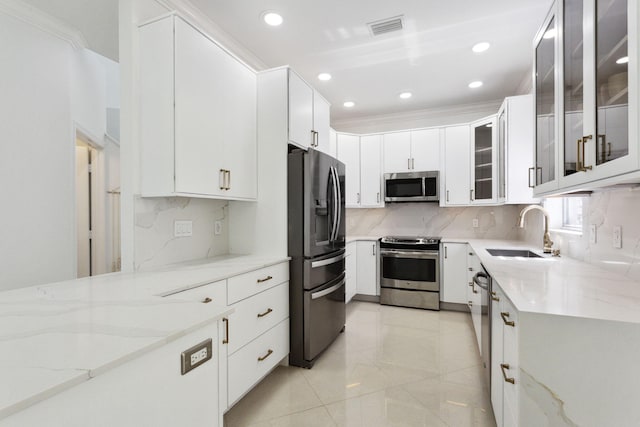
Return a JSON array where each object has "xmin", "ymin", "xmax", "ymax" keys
[
  {"xmin": 347, "ymin": 203, "xmax": 526, "ymax": 240},
  {"xmin": 134, "ymin": 197, "xmax": 228, "ymax": 271}
]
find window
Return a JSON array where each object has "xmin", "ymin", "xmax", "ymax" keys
[{"xmin": 544, "ymin": 197, "xmax": 584, "ymax": 233}]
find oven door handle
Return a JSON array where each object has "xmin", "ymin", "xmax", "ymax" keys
[
  {"xmin": 311, "ymin": 278, "xmax": 345, "ymax": 300},
  {"xmin": 380, "ymin": 249, "xmax": 439, "ymax": 258}
]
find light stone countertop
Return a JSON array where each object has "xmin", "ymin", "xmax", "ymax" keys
[
  {"xmin": 0, "ymin": 255, "xmax": 289, "ymax": 419},
  {"xmin": 443, "ymin": 238, "xmax": 640, "ymax": 324}
]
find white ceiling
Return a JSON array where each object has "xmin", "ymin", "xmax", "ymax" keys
[
  {"xmin": 19, "ymin": 0, "xmax": 554, "ymax": 122},
  {"xmin": 189, "ymin": 0, "xmax": 554, "ymax": 121}
]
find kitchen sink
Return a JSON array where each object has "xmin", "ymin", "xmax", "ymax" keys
[{"xmin": 486, "ymin": 248, "xmax": 542, "ymax": 258}]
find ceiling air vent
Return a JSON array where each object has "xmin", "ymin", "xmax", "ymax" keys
[{"xmin": 367, "ymin": 15, "xmax": 404, "ymax": 36}]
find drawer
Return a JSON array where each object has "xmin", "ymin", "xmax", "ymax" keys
[
  {"xmin": 228, "ymin": 262, "xmax": 289, "ymax": 304},
  {"xmin": 227, "ymin": 281, "xmax": 289, "ymax": 354},
  {"xmin": 228, "ymin": 319, "xmax": 289, "ymax": 406},
  {"xmin": 163, "ymin": 279, "xmax": 227, "ymax": 305}
]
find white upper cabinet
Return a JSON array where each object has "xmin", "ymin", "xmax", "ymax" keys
[
  {"xmin": 288, "ymin": 70, "xmax": 314, "ymax": 149},
  {"xmin": 470, "ymin": 116, "xmax": 498, "ymax": 205},
  {"xmin": 139, "ymin": 15, "xmax": 256, "ymax": 200},
  {"xmin": 383, "ymin": 129, "xmax": 440, "ymax": 173},
  {"xmin": 359, "ymin": 135, "xmax": 383, "ymax": 207},
  {"xmin": 288, "ymin": 70, "xmax": 332, "ymax": 153},
  {"xmin": 337, "ymin": 133, "xmax": 383, "ymax": 208},
  {"xmin": 383, "ymin": 131, "xmax": 412, "ymax": 172},
  {"xmin": 534, "ymin": 0, "xmax": 638, "ymax": 195},
  {"xmin": 442, "ymin": 125, "xmax": 471, "ymax": 206},
  {"xmin": 501, "ymin": 95, "xmax": 540, "ymax": 204},
  {"xmin": 336, "ymin": 133, "xmax": 361, "ymax": 207},
  {"xmin": 411, "ymin": 129, "xmax": 441, "ymax": 171},
  {"xmin": 328, "ymin": 128, "xmax": 338, "ymax": 158}
]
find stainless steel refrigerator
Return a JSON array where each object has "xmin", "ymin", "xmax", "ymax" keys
[{"xmin": 288, "ymin": 147, "xmax": 346, "ymax": 368}]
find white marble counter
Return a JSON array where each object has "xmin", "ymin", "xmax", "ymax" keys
[
  {"xmin": 444, "ymin": 238, "xmax": 640, "ymax": 324},
  {"xmin": 346, "ymin": 235, "xmax": 380, "ymax": 243},
  {"xmin": 0, "ymin": 255, "xmax": 288, "ymax": 419}
]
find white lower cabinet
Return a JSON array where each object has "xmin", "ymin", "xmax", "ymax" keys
[
  {"xmin": 356, "ymin": 240, "xmax": 378, "ymax": 296},
  {"xmin": 491, "ymin": 284, "xmax": 519, "ymax": 427},
  {"xmin": 441, "ymin": 242, "xmax": 468, "ymax": 304},
  {"xmin": 345, "ymin": 241, "xmax": 357, "ymax": 303},
  {"xmin": 467, "ymin": 247, "xmax": 482, "ymax": 353}
]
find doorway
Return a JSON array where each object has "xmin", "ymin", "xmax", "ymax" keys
[{"xmin": 75, "ymin": 135, "xmax": 98, "ymax": 278}]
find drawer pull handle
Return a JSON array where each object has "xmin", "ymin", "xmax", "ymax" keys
[
  {"xmin": 491, "ymin": 292, "xmax": 500, "ymax": 302},
  {"xmin": 258, "ymin": 349, "xmax": 273, "ymax": 362},
  {"xmin": 501, "ymin": 312, "xmax": 515, "ymax": 327},
  {"xmin": 257, "ymin": 308, "xmax": 273, "ymax": 318},
  {"xmin": 257, "ymin": 275, "xmax": 273, "ymax": 283},
  {"xmin": 222, "ymin": 317, "xmax": 229, "ymax": 344},
  {"xmin": 202, "ymin": 297, "xmax": 212, "ymax": 304},
  {"xmin": 500, "ymin": 363, "xmax": 515, "ymax": 384}
]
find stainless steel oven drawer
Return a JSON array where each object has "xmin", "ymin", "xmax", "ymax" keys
[
  {"xmin": 380, "ymin": 277, "xmax": 439, "ymax": 292},
  {"xmin": 380, "ymin": 288, "xmax": 440, "ymax": 311}
]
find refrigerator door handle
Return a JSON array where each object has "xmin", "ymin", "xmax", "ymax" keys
[
  {"xmin": 329, "ymin": 166, "xmax": 340, "ymax": 242},
  {"xmin": 334, "ymin": 166, "xmax": 342, "ymax": 240}
]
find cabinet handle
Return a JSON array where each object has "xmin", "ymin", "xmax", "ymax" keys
[
  {"xmin": 468, "ymin": 281, "xmax": 473, "ymax": 287},
  {"xmin": 219, "ymin": 169, "xmax": 226, "ymax": 190},
  {"xmin": 500, "ymin": 363, "xmax": 515, "ymax": 384},
  {"xmin": 377, "ymin": 192, "xmax": 380, "ymax": 203},
  {"xmin": 222, "ymin": 317, "xmax": 229, "ymax": 344},
  {"xmin": 315, "ymin": 131, "xmax": 319, "ymax": 147},
  {"xmin": 202, "ymin": 297, "xmax": 212, "ymax": 304},
  {"xmin": 528, "ymin": 167, "xmax": 535, "ymax": 188},
  {"xmin": 444, "ymin": 246, "xmax": 448, "ymax": 259},
  {"xmin": 468, "ymin": 301, "xmax": 473, "ymax": 307},
  {"xmin": 357, "ymin": 193, "xmax": 361, "ymax": 204},
  {"xmin": 408, "ymin": 158, "xmax": 411, "ymax": 170},
  {"xmin": 257, "ymin": 275, "xmax": 273, "ymax": 283},
  {"xmin": 446, "ymin": 190, "xmax": 450, "ymax": 202},
  {"xmin": 468, "ymin": 267, "xmax": 473, "ymax": 272},
  {"xmin": 491, "ymin": 291, "xmax": 500, "ymax": 302},
  {"xmin": 226, "ymin": 170, "xmax": 231, "ymax": 190},
  {"xmin": 501, "ymin": 312, "xmax": 515, "ymax": 327},
  {"xmin": 257, "ymin": 308, "xmax": 273, "ymax": 318},
  {"xmin": 372, "ymin": 244, "xmax": 376, "ymax": 256},
  {"xmin": 258, "ymin": 349, "xmax": 274, "ymax": 362},
  {"xmin": 577, "ymin": 135, "xmax": 593, "ymax": 172},
  {"xmin": 470, "ymin": 189, "xmax": 474, "ymax": 201},
  {"xmin": 411, "ymin": 158, "xmax": 415, "ymax": 169}
]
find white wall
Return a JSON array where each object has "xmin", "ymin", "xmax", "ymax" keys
[{"xmin": 0, "ymin": 12, "xmax": 76, "ymax": 290}]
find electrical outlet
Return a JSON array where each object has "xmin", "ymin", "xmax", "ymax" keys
[
  {"xmin": 190, "ymin": 348, "xmax": 208, "ymax": 366},
  {"xmin": 590, "ymin": 224, "xmax": 597, "ymax": 244},
  {"xmin": 472, "ymin": 218, "xmax": 479, "ymax": 228},
  {"xmin": 613, "ymin": 226, "xmax": 622, "ymax": 249},
  {"xmin": 214, "ymin": 220, "xmax": 222, "ymax": 235},
  {"xmin": 174, "ymin": 220, "xmax": 193, "ymax": 237}
]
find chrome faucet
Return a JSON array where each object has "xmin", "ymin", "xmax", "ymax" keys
[{"xmin": 518, "ymin": 205, "xmax": 554, "ymax": 253}]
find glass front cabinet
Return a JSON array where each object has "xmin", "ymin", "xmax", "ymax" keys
[
  {"xmin": 534, "ymin": 0, "xmax": 638, "ymax": 195},
  {"xmin": 470, "ymin": 116, "xmax": 499, "ymax": 204}
]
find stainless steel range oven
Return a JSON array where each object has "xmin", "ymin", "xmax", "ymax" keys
[{"xmin": 379, "ymin": 236, "xmax": 440, "ymax": 310}]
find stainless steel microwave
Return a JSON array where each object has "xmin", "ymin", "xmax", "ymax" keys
[{"xmin": 384, "ymin": 171, "xmax": 439, "ymax": 202}]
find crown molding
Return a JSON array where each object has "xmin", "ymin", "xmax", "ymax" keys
[
  {"xmin": 155, "ymin": 0, "xmax": 268, "ymax": 71},
  {"xmin": 0, "ymin": 0, "xmax": 88, "ymax": 50},
  {"xmin": 332, "ymin": 99, "xmax": 503, "ymax": 133}
]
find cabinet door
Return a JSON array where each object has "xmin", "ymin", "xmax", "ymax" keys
[
  {"xmin": 505, "ymin": 95, "xmax": 539, "ymax": 204},
  {"xmin": 470, "ymin": 116, "xmax": 498, "ymax": 204},
  {"xmin": 174, "ymin": 18, "xmax": 227, "ymax": 196},
  {"xmin": 467, "ymin": 249, "xmax": 482, "ymax": 354},
  {"xmin": 443, "ymin": 126, "xmax": 471, "ymax": 206},
  {"xmin": 491, "ymin": 288, "xmax": 504, "ymax": 427},
  {"xmin": 336, "ymin": 133, "xmax": 361, "ymax": 207},
  {"xmin": 288, "ymin": 70, "xmax": 314, "ymax": 149},
  {"xmin": 356, "ymin": 241, "xmax": 377, "ymax": 296},
  {"xmin": 360, "ymin": 135, "xmax": 383, "ymax": 207},
  {"xmin": 313, "ymin": 91, "xmax": 331, "ymax": 153},
  {"xmin": 383, "ymin": 131, "xmax": 412, "ymax": 173},
  {"xmin": 441, "ymin": 243, "xmax": 468, "ymax": 304},
  {"xmin": 345, "ymin": 242, "xmax": 357, "ymax": 303},
  {"xmin": 411, "ymin": 129, "xmax": 441, "ymax": 171}
]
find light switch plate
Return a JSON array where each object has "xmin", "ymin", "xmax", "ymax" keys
[
  {"xmin": 613, "ymin": 226, "xmax": 622, "ymax": 249},
  {"xmin": 472, "ymin": 219, "xmax": 479, "ymax": 228},
  {"xmin": 214, "ymin": 220, "xmax": 222, "ymax": 235},
  {"xmin": 174, "ymin": 220, "xmax": 193, "ymax": 237},
  {"xmin": 590, "ymin": 224, "xmax": 597, "ymax": 244}
]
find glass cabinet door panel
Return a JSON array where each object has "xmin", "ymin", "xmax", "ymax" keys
[
  {"xmin": 595, "ymin": 0, "xmax": 628, "ymax": 165},
  {"xmin": 563, "ymin": 0, "xmax": 583, "ymax": 176},
  {"xmin": 474, "ymin": 123, "xmax": 493, "ymax": 200},
  {"xmin": 498, "ymin": 109, "xmax": 506, "ymax": 199},
  {"xmin": 536, "ymin": 17, "xmax": 556, "ymax": 185}
]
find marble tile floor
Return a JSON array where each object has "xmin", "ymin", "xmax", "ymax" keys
[{"xmin": 225, "ymin": 301, "xmax": 496, "ymax": 427}]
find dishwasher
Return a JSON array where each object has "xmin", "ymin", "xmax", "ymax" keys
[{"xmin": 473, "ymin": 265, "xmax": 491, "ymax": 394}]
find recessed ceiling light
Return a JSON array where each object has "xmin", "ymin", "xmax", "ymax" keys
[
  {"xmin": 472, "ymin": 42, "xmax": 490, "ymax": 53},
  {"xmin": 468, "ymin": 81, "xmax": 483, "ymax": 89},
  {"xmin": 262, "ymin": 11, "xmax": 283, "ymax": 26},
  {"xmin": 318, "ymin": 73, "xmax": 332, "ymax": 81},
  {"xmin": 399, "ymin": 92, "xmax": 412, "ymax": 99},
  {"xmin": 616, "ymin": 56, "xmax": 629, "ymax": 64},
  {"xmin": 343, "ymin": 101, "xmax": 355, "ymax": 108},
  {"xmin": 543, "ymin": 29, "xmax": 556, "ymax": 39}
]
